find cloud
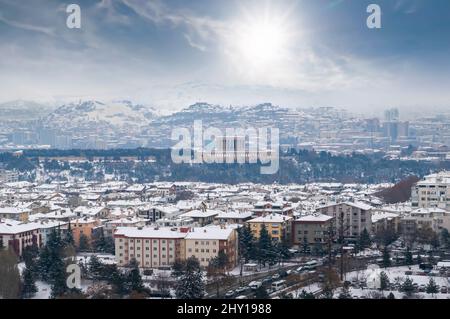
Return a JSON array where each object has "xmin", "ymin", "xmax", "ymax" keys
[{"xmin": 0, "ymin": 12, "xmax": 55, "ymax": 36}]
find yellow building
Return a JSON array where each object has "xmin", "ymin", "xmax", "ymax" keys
[{"xmin": 247, "ymin": 213, "xmax": 293, "ymax": 242}]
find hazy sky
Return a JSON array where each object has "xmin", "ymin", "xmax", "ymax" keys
[{"xmin": 1, "ymin": 0, "xmax": 450, "ymax": 114}]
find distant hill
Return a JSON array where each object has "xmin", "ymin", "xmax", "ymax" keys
[{"xmin": 0, "ymin": 100, "xmax": 56, "ymax": 120}]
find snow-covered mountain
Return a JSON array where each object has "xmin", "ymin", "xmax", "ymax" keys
[
  {"xmin": 0, "ymin": 100, "xmax": 56, "ymax": 120},
  {"xmin": 44, "ymin": 100, "xmax": 157, "ymax": 129}
]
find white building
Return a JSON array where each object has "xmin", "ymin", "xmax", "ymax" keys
[{"xmin": 411, "ymin": 171, "xmax": 450, "ymax": 210}]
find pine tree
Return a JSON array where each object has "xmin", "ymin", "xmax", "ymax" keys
[
  {"xmin": 22, "ymin": 266, "xmax": 37, "ymax": 298},
  {"xmin": 127, "ymin": 258, "xmax": 144, "ymax": 293},
  {"xmin": 379, "ymin": 271, "xmax": 390, "ymax": 292},
  {"xmin": 401, "ymin": 278, "xmax": 415, "ymax": 298},
  {"xmin": 359, "ymin": 228, "xmax": 371, "ymax": 250},
  {"xmin": 426, "ymin": 277, "xmax": 438, "ymax": 296},
  {"xmin": 382, "ymin": 246, "xmax": 391, "ymax": 268},
  {"xmin": 109, "ymin": 264, "xmax": 128, "ymax": 297},
  {"xmin": 387, "ymin": 292, "xmax": 396, "ymax": 299},
  {"xmin": 172, "ymin": 259, "xmax": 186, "ymax": 278},
  {"xmin": 238, "ymin": 224, "xmax": 255, "ymax": 263},
  {"xmin": 338, "ymin": 284, "xmax": 352, "ymax": 299},
  {"xmin": 299, "ymin": 290, "xmax": 315, "ymax": 299},
  {"xmin": 405, "ymin": 248, "xmax": 413, "ymax": 265},
  {"xmin": 89, "ymin": 255, "xmax": 104, "ymax": 281},
  {"xmin": 78, "ymin": 234, "xmax": 90, "ymax": 252},
  {"xmin": 65, "ymin": 222, "xmax": 75, "ymax": 246},
  {"xmin": 176, "ymin": 257, "xmax": 205, "ymax": 299},
  {"xmin": 257, "ymin": 224, "xmax": 274, "ymax": 267}
]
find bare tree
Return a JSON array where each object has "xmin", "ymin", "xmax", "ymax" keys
[{"xmin": 0, "ymin": 248, "xmax": 21, "ymax": 299}]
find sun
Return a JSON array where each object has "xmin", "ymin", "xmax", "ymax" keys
[
  {"xmin": 226, "ymin": 6, "xmax": 296, "ymax": 74},
  {"xmin": 236, "ymin": 19, "xmax": 288, "ymax": 66}
]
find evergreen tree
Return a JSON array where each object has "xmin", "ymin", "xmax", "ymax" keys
[
  {"xmin": 109, "ymin": 265, "xmax": 128, "ymax": 297},
  {"xmin": 89, "ymin": 255, "xmax": 104, "ymax": 281},
  {"xmin": 359, "ymin": 228, "xmax": 371, "ymax": 250},
  {"xmin": 338, "ymin": 285, "xmax": 352, "ymax": 299},
  {"xmin": 257, "ymin": 224, "xmax": 274, "ymax": 267},
  {"xmin": 441, "ymin": 229, "xmax": 450, "ymax": 249},
  {"xmin": 65, "ymin": 222, "xmax": 75, "ymax": 246},
  {"xmin": 382, "ymin": 246, "xmax": 391, "ymax": 268},
  {"xmin": 387, "ymin": 292, "xmax": 396, "ymax": 299},
  {"xmin": 21, "ymin": 266, "xmax": 37, "ymax": 298},
  {"xmin": 175, "ymin": 257, "xmax": 205, "ymax": 299},
  {"xmin": 254, "ymin": 286, "xmax": 269, "ymax": 299},
  {"xmin": 78, "ymin": 234, "xmax": 90, "ymax": 252},
  {"xmin": 172, "ymin": 259, "xmax": 186, "ymax": 278},
  {"xmin": 401, "ymin": 278, "xmax": 415, "ymax": 298},
  {"xmin": 127, "ymin": 258, "xmax": 144, "ymax": 293},
  {"xmin": 379, "ymin": 271, "xmax": 390, "ymax": 292},
  {"xmin": 426, "ymin": 277, "xmax": 438, "ymax": 296},
  {"xmin": 405, "ymin": 248, "xmax": 413, "ymax": 265},
  {"xmin": 238, "ymin": 224, "xmax": 255, "ymax": 262},
  {"xmin": 22, "ymin": 243, "xmax": 39, "ymax": 275},
  {"xmin": 216, "ymin": 250, "xmax": 228, "ymax": 271},
  {"xmin": 299, "ymin": 290, "xmax": 315, "ymax": 299}
]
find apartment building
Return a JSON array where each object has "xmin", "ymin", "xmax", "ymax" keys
[
  {"xmin": 185, "ymin": 226, "xmax": 238, "ymax": 269},
  {"xmin": 215, "ymin": 211, "xmax": 253, "ymax": 225},
  {"xmin": 0, "ymin": 206, "xmax": 30, "ymax": 222},
  {"xmin": 247, "ymin": 213, "xmax": 293, "ymax": 242},
  {"xmin": 71, "ymin": 218, "xmax": 101, "ymax": 247},
  {"xmin": 316, "ymin": 201, "xmax": 373, "ymax": 240},
  {"xmin": 252, "ymin": 201, "xmax": 294, "ymax": 217},
  {"xmin": 114, "ymin": 225, "xmax": 238, "ymax": 269},
  {"xmin": 411, "ymin": 171, "xmax": 450, "ymax": 209},
  {"xmin": 0, "ymin": 220, "xmax": 41, "ymax": 256},
  {"xmin": 114, "ymin": 226, "xmax": 187, "ymax": 268},
  {"xmin": 292, "ymin": 214, "xmax": 334, "ymax": 249},
  {"xmin": 400, "ymin": 208, "xmax": 450, "ymax": 236}
]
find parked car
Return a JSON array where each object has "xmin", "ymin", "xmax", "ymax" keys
[
  {"xmin": 235, "ymin": 286, "xmax": 248, "ymax": 294},
  {"xmin": 248, "ymin": 281, "xmax": 262, "ymax": 290},
  {"xmin": 235, "ymin": 295, "xmax": 247, "ymax": 299},
  {"xmin": 272, "ymin": 273, "xmax": 281, "ymax": 281},
  {"xmin": 225, "ymin": 290, "xmax": 235, "ymax": 298},
  {"xmin": 440, "ymin": 286, "xmax": 448, "ymax": 294},
  {"xmin": 262, "ymin": 278, "xmax": 272, "ymax": 286}
]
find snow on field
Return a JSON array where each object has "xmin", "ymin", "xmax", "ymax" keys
[{"xmin": 346, "ymin": 265, "xmax": 450, "ymax": 286}]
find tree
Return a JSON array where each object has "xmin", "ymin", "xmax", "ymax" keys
[
  {"xmin": 382, "ymin": 246, "xmax": 391, "ymax": 268},
  {"xmin": 320, "ymin": 268, "xmax": 340, "ymax": 299},
  {"xmin": 176, "ymin": 257, "xmax": 205, "ymax": 299},
  {"xmin": 254, "ymin": 286, "xmax": 269, "ymax": 299},
  {"xmin": 65, "ymin": 222, "xmax": 75, "ymax": 246},
  {"xmin": 109, "ymin": 265, "xmax": 128, "ymax": 297},
  {"xmin": 338, "ymin": 285, "xmax": 352, "ymax": 299},
  {"xmin": 440, "ymin": 229, "xmax": 450, "ymax": 249},
  {"xmin": 21, "ymin": 266, "xmax": 38, "ymax": 298},
  {"xmin": 387, "ymin": 292, "xmax": 396, "ymax": 299},
  {"xmin": 426, "ymin": 277, "xmax": 438, "ymax": 296},
  {"xmin": 359, "ymin": 228, "xmax": 372, "ymax": 250},
  {"xmin": 238, "ymin": 224, "xmax": 255, "ymax": 263},
  {"xmin": 78, "ymin": 234, "xmax": 90, "ymax": 252},
  {"xmin": 92, "ymin": 230, "xmax": 114, "ymax": 254},
  {"xmin": 400, "ymin": 278, "xmax": 415, "ymax": 298},
  {"xmin": 0, "ymin": 248, "xmax": 21, "ymax": 299},
  {"xmin": 257, "ymin": 224, "xmax": 274, "ymax": 267},
  {"xmin": 127, "ymin": 258, "xmax": 145, "ymax": 293},
  {"xmin": 379, "ymin": 271, "xmax": 390, "ymax": 293},
  {"xmin": 405, "ymin": 248, "xmax": 413, "ymax": 266},
  {"xmin": 88, "ymin": 255, "xmax": 104, "ymax": 281},
  {"xmin": 299, "ymin": 290, "xmax": 315, "ymax": 299},
  {"xmin": 22, "ymin": 243, "xmax": 39, "ymax": 276},
  {"xmin": 172, "ymin": 259, "xmax": 186, "ymax": 278}
]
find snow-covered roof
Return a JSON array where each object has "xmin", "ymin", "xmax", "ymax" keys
[
  {"xmin": 296, "ymin": 214, "xmax": 333, "ymax": 223},
  {"xmin": 248, "ymin": 213, "xmax": 292, "ymax": 223}
]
